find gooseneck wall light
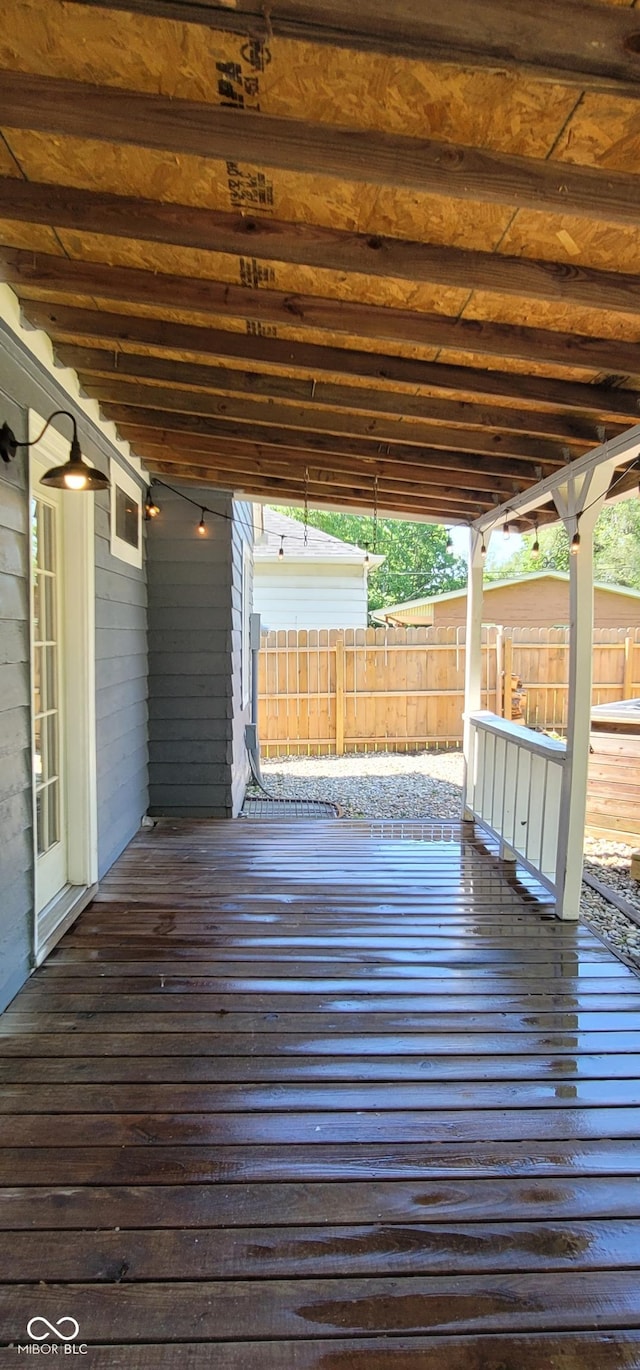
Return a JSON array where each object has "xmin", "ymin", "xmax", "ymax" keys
[{"xmin": 0, "ymin": 411, "xmax": 110, "ymax": 492}]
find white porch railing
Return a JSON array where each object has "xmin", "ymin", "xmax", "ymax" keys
[{"xmin": 464, "ymin": 711, "xmax": 567, "ymax": 899}]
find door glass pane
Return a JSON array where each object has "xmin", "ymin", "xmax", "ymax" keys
[
  {"xmin": 46, "ymin": 781, "xmax": 59, "ymax": 846},
  {"xmin": 33, "ymin": 645, "xmax": 42, "ymax": 719},
  {"xmin": 43, "ymin": 575, "xmax": 55, "ymax": 642},
  {"xmin": 46, "ymin": 713, "xmax": 58, "ymax": 780},
  {"xmin": 33, "ymin": 576, "xmax": 40, "ymax": 637},
  {"xmin": 34, "ymin": 716, "xmax": 42, "ymax": 783},
  {"xmin": 32, "ymin": 497, "xmax": 61, "ymax": 859},
  {"xmin": 36, "ymin": 792, "xmax": 45, "ymax": 856},
  {"xmin": 40, "ymin": 503, "xmax": 54, "ymax": 572},
  {"xmin": 44, "ymin": 645, "xmax": 57, "ymax": 712}
]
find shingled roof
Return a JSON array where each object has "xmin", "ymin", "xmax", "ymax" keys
[{"xmin": 254, "ymin": 508, "xmax": 384, "ymax": 564}]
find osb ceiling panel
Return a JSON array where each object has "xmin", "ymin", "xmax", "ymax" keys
[
  {"xmin": 0, "ymin": 0, "xmax": 580, "ymax": 151},
  {"xmin": 0, "ymin": 0, "xmax": 639, "ymax": 520},
  {"xmin": 3, "ymin": 130, "xmax": 515, "ymax": 251}
]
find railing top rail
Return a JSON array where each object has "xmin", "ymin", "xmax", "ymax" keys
[{"xmin": 466, "ymin": 709, "xmax": 567, "ymax": 761}]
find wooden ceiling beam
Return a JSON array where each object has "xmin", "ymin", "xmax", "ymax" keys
[
  {"xmin": 7, "ymin": 250, "xmax": 640, "ymax": 377},
  {"xmin": 25, "ymin": 301, "xmax": 640, "ymax": 423},
  {"xmin": 139, "ymin": 448, "xmax": 495, "ymax": 510},
  {"xmin": 99, "ymin": 398, "xmax": 565, "ymax": 468},
  {"xmin": 150, "ymin": 459, "xmax": 553, "ymax": 528},
  {"xmin": 85, "ymin": 376, "xmax": 574, "ymax": 464},
  {"xmin": 68, "ymin": 0, "xmax": 640, "ymax": 100},
  {"xmin": 146, "ymin": 460, "xmax": 488, "ymax": 518},
  {"xmin": 3, "ymin": 71, "xmax": 640, "ymax": 226},
  {"xmin": 6, "ymin": 177, "xmax": 640, "ymax": 319},
  {"xmin": 118, "ymin": 427, "xmax": 516, "ymax": 499},
  {"xmin": 62, "ymin": 345, "xmax": 606, "ymax": 445}
]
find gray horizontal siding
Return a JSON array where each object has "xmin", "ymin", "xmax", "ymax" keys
[
  {"xmin": 147, "ymin": 485, "xmax": 238, "ymax": 819},
  {"xmin": 94, "ymin": 484, "xmax": 148, "ymax": 880},
  {"xmin": 0, "ymin": 379, "xmax": 32, "ymax": 1012}
]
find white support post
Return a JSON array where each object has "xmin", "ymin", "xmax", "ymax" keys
[
  {"xmin": 462, "ymin": 529, "xmax": 486, "ymax": 820},
  {"xmin": 553, "ymin": 465, "xmax": 614, "ymax": 919}
]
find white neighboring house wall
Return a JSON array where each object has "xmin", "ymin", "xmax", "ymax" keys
[
  {"xmin": 255, "ymin": 561, "xmax": 370, "ymax": 629},
  {"xmin": 253, "ymin": 508, "xmax": 383, "ymax": 629}
]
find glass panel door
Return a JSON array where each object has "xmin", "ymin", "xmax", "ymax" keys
[{"xmin": 32, "ymin": 493, "xmax": 67, "ymax": 909}]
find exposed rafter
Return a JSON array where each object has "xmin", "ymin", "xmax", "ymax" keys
[
  {"xmin": 54, "ymin": 0, "xmax": 640, "ymax": 100},
  {"xmin": 3, "ymin": 72, "xmax": 640, "ymax": 225},
  {"xmin": 102, "ymin": 401, "xmax": 564, "ymax": 470},
  {"xmin": 83, "ymin": 377, "xmax": 575, "ymax": 464},
  {"xmin": 5, "ymin": 250, "xmax": 640, "ymax": 376},
  {"xmin": 64, "ymin": 346, "xmax": 606, "ymax": 444},
  {"xmin": 25, "ymin": 301, "xmax": 640, "ymax": 423},
  {"xmin": 5, "ymin": 178, "xmax": 640, "ymax": 318},
  {"xmin": 2, "ymin": 0, "xmax": 639, "ymax": 523}
]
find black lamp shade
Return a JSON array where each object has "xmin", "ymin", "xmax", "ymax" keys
[{"xmin": 40, "ymin": 434, "xmax": 109, "ymax": 491}]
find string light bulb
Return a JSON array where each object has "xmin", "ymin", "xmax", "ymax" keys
[
  {"xmin": 363, "ymin": 543, "xmax": 370, "ymax": 565},
  {"xmin": 445, "ymin": 531, "xmax": 453, "ymax": 553},
  {"xmin": 481, "ymin": 539, "xmax": 487, "ymax": 560},
  {"xmin": 503, "ymin": 518, "xmax": 511, "ymax": 540},
  {"xmin": 278, "ymin": 535, "xmax": 285, "ymax": 559},
  {"xmin": 570, "ymin": 529, "xmax": 581, "ymax": 555},
  {"xmin": 144, "ymin": 488, "xmax": 160, "ymax": 520},
  {"xmin": 197, "ymin": 509, "xmax": 207, "ymax": 536},
  {"xmin": 531, "ymin": 524, "xmax": 540, "ymax": 559}
]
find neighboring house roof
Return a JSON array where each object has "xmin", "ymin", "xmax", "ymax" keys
[
  {"xmin": 372, "ymin": 571, "xmax": 640, "ymax": 621},
  {"xmin": 254, "ymin": 508, "xmax": 384, "ymax": 567}
]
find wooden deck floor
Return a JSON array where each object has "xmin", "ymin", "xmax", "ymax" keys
[{"xmin": 1, "ymin": 818, "xmax": 640, "ymax": 1367}]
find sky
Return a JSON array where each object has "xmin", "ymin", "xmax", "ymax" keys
[{"xmin": 447, "ymin": 523, "xmax": 523, "ymax": 570}]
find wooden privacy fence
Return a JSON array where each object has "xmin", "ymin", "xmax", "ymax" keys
[{"xmin": 258, "ymin": 625, "xmax": 640, "ymax": 756}]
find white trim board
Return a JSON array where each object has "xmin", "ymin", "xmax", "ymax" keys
[
  {"xmin": 29, "ymin": 410, "xmax": 99, "ymax": 962},
  {"xmin": 110, "ymin": 458, "xmax": 143, "ymax": 568},
  {"xmin": 0, "ymin": 282, "xmax": 147, "ymax": 482}
]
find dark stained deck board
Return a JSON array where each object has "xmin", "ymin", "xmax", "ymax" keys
[
  {"xmin": 5, "ymin": 1175, "xmax": 640, "ymax": 1226},
  {"xmin": 1, "ymin": 818, "xmax": 639, "ymax": 1364},
  {"xmin": 4, "ymin": 1106, "xmax": 640, "ymax": 1147},
  {"xmin": 3, "ymin": 1219, "xmax": 640, "ymax": 1281},
  {"xmin": 3, "ymin": 1139, "xmax": 640, "ymax": 1186},
  {"xmin": 0, "ymin": 1333, "xmax": 636, "ymax": 1370},
  {"xmin": 3, "ymin": 1051, "xmax": 640, "ymax": 1083},
  {"xmin": 5, "ymin": 1008, "xmax": 640, "ymax": 1033},
  {"xmin": 37, "ymin": 957, "xmax": 618, "ymax": 975},
  {"xmin": 2, "ymin": 1029, "xmax": 639, "ymax": 1056},
  {"xmin": 2, "ymin": 1078, "xmax": 640, "ymax": 1112},
  {"xmin": 4, "ymin": 1272, "xmax": 640, "ymax": 1339}
]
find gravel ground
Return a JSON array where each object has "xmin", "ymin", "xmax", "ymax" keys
[
  {"xmin": 259, "ymin": 750, "xmax": 465, "ymax": 820},
  {"xmin": 257, "ymin": 750, "xmax": 640, "ymax": 970}
]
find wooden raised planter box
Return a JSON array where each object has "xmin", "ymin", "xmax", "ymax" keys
[{"xmin": 587, "ymin": 700, "xmax": 640, "ymax": 846}]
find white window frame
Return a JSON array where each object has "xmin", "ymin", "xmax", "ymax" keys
[{"xmin": 110, "ymin": 459, "xmax": 143, "ymax": 568}]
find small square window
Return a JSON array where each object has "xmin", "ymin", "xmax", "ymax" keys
[{"xmin": 110, "ymin": 461, "xmax": 143, "ymax": 568}]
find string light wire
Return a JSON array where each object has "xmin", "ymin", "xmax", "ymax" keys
[{"xmin": 148, "ymin": 478, "xmax": 467, "ymax": 572}]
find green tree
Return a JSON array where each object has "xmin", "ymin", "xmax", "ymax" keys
[
  {"xmin": 493, "ymin": 497, "xmax": 640, "ymax": 589},
  {"xmin": 273, "ymin": 507, "xmax": 466, "ymax": 613}
]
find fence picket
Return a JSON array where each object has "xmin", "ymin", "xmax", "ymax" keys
[{"xmin": 257, "ymin": 625, "xmax": 640, "ymax": 756}]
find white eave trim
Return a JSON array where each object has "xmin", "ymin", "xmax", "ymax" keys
[
  {"xmin": 254, "ymin": 552, "xmax": 385, "ymax": 568},
  {"xmin": 0, "ymin": 282, "xmax": 146, "ymax": 481}
]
